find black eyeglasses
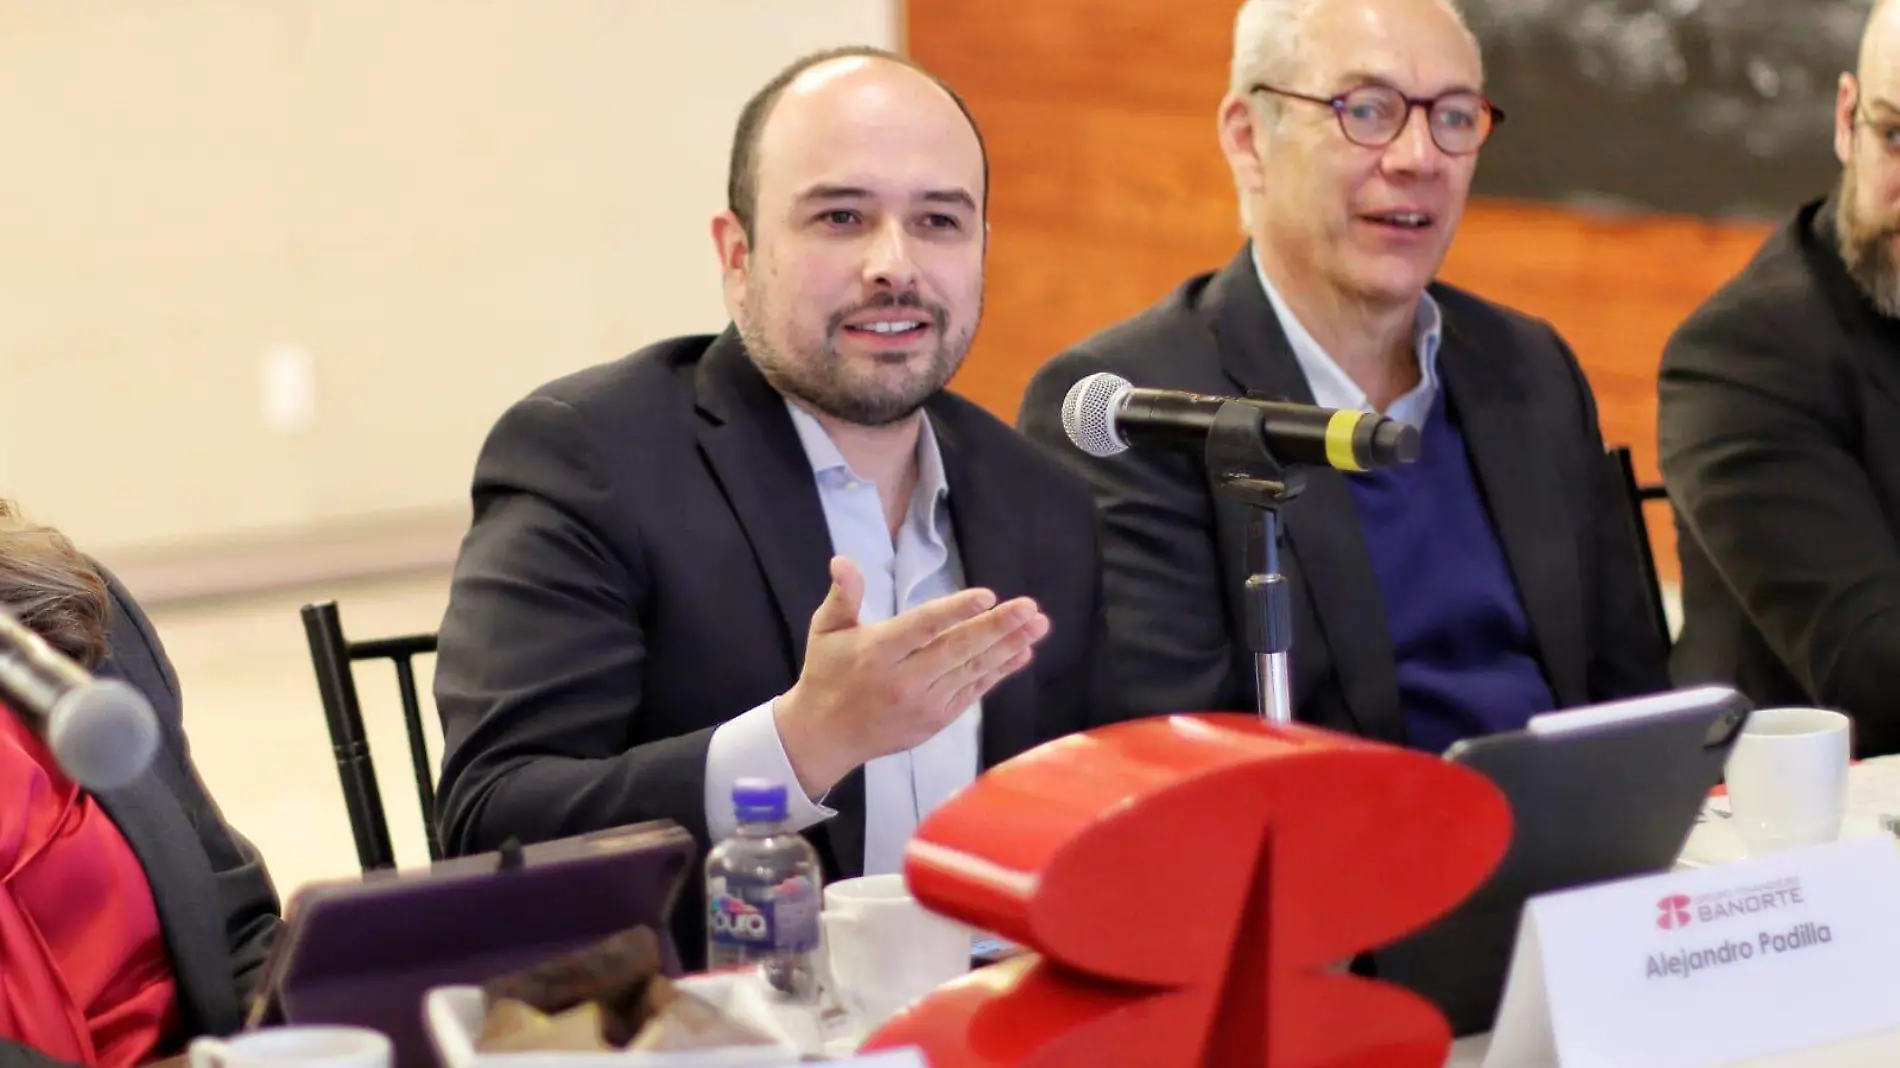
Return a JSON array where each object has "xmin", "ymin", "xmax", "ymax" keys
[{"xmin": 1250, "ymin": 82, "xmax": 1504, "ymax": 156}]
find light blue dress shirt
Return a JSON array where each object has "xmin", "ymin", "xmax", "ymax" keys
[
  {"xmin": 1251, "ymin": 248, "xmax": 1444, "ymax": 425},
  {"xmin": 702, "ymin": 399, "xmax": 982, "ymax": 876}
]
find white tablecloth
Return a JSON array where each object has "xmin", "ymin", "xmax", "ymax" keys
[{"xmin": 1446, "ymin": 1029, "xmax": 1900, "ymax": 1067}]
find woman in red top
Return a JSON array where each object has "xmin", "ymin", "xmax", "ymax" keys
[{"xmin": 0, "ymin": 503, "xmax": 281, "ymax": 1068}]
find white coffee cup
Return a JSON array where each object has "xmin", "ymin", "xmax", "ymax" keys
[
  {"xmin": 820, "ymin": 873, "xmax": 969, "ymax": 1032},
  {"xmin": 188, "ymin": 1027, "xmax": 391, "ymax": 1068},
  {"xmin": 1724, "ymin": 707, "xmax": 1852, "ymax": 856}
]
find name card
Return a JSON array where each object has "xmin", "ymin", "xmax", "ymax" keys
[{"xmin": 1484, "ymin": 834, "xmax": 1900, "ymax": 1068}]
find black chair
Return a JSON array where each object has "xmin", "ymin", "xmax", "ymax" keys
[
  {"xmin": 1606, "ymin": 445, "xmax": 1673, "ymax": 658},
  {"xmin": 300, "ymin": 600, "xmax": 441, "ymax": 872}
]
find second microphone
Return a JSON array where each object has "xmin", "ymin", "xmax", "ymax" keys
[{"xmin": 1060, "ymin": 372, "xmax": 1422, "ymax": 472}]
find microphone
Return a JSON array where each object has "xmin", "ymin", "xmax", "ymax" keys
[
  {"xmin": 1060, "ymin": 372, "xmax": 1420, "ymax": 471},
  {"xmin": 0, "ymin": 607, "xmax": 159, "ymax": 791}
]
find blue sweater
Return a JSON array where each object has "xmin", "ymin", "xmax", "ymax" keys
[{"xmin": 1343, "ymin": 391, "xmax": 1556, "ymax": 751}]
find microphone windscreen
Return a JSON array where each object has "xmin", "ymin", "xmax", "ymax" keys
[
  {"xmin": 1060, "ymin": 372, "xmax": 1134, "ymax": 457},
  {"xmin": 47, "ymin": 678, "xmax": 160, "ymax": 791},
  {"xmin": 1369, "ymin": 419, "xmax": 1422, "ymax": 467}
]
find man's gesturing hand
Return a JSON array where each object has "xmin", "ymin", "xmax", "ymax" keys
[{"xmin": 775, "ymin": 556, "xmax": 1050, "ymax": 797}]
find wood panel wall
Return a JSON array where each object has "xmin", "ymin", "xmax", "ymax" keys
[{"xmin": 909, "ymin": 0, "xmax": 1780, "ymax": 584}]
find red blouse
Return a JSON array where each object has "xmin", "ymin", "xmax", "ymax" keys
[{"xmin": 0, "ymin": 707, "xmax": 179, "ymax": 1068}]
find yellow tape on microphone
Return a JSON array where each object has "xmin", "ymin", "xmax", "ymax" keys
[{"xmin": 1324, "ymin": 410, "xmax": 1365, "ymax": 472}]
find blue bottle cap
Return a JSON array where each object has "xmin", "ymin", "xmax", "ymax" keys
[{"xmin": 732, "ymin": 777, "xmax": 789, "ymax": 822}]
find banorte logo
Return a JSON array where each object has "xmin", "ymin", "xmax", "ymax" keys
[{"xmin": 1656, "ymin": 894, "xmax": 1693, "ymax": 930}]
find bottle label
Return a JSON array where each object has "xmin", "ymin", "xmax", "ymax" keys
[{"xmin": 707, "ymin": 872, "xmax": 821, "ymax": 954}]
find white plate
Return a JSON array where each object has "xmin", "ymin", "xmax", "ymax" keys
[{"xmin": 424, "ymin": 974, "xmax": 803, "ymax": 1068}]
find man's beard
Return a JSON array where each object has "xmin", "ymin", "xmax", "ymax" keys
[
  {"xmin": 1836, "ymin": 165, "xmax": 1900, "ymax": 318},
  {"xmin": 740, "ymin": 285, "xmax": 975, "ymax": 427}
]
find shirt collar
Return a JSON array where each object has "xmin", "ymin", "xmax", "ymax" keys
[
  {"xmin": 782, "ymin": 398, "xmax": 951, "ymax": 506},
  {"xmin": 1250, "ymin": 245, "xmax": 1443, "ymax": 420}
]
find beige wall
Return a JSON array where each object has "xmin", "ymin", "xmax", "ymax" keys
[{"xmin": 0, "ymin": 0, "xmax": 898, "ymax": 598}]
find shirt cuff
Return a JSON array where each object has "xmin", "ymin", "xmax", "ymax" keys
[{"xmin": 704, "ymin": 696, "xmax": 838, "ymax": 842}]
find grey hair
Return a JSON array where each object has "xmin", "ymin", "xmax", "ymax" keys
[
  {"xmin": 1227, "ymin": 0, "xmax": 1479, "ymax": 228},
  {"xmin": 1228, "ymin": 0, "xmax": 1324, "ymax": 108}
]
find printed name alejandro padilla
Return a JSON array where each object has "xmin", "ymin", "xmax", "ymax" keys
[
  {"xmin": 1647, "ymin": 923, "xmax": 1833, "ymax": 980},
  {"xmin": 1646, "ymin": 876, "xmax": 1835, "ymax": 981}
]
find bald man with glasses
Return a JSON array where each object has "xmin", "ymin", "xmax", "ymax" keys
[{"xmin": 1020, "ymin": 0, "xmax": 1668, "ymax": 749}]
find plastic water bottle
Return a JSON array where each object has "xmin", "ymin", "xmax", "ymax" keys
[{"xmin": 705, "ymin": 778, "xmax": 823, "ymax": 1003}]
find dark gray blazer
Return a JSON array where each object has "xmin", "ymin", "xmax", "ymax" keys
[
  {"xmin": 1660, "ymin": 196, "xmax": 1900, "ymax": 757},
  {"xmin": 432, "ymin": 329, "xmax": 1107, "ymax": 969},
  {"xmin": 0, "ymin": 566, "xmax": 281, "ymax": 1068},
  {"xmin": 1018, "ymin": 245, "xmax": 1670, "ymax": 739}
]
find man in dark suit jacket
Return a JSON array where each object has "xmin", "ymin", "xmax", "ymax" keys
[
  {"xmin": 433, "ymin": 47, "xmax": 1102, "ymax": 967},
  {"xmin": 1020, "ymin": 0, "xmax": 1667, "ymax": 747},
  {"xmin": 1659, "ymin": 2, "xmax": 1900, "ymax": 756}
]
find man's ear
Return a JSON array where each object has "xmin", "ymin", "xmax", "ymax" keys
[
  {"xmin": 712, "ymin": 211, "xmax": 754, "ymax": 322},
  {"xmin": 1218, "ymin": 93, "xmax": 1270, "ymax": 209},
  {"xmin": 1838, "ymin": 72, "xmax": 1864, "ymax": 167},
  {"xmin": 712, "ymin": 211, "xmax": 751, "ymax": 274}
]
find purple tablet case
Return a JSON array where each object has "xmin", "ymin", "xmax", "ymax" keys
[{"xmin": 247, "ymin": 820, "xmax": 697, "ymax": 1068}]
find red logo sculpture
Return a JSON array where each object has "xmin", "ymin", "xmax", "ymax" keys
[{"xmin": 861, "ymin": 713, "xmax": 1512, "ymax": 1068}]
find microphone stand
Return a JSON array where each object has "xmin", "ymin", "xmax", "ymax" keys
[{"xmin": 1205, "ymin": 400, "xmax": 1306, "ymax": 725}]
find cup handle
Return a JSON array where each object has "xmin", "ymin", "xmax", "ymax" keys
[{"xmin": 187, "ymin": 1037, "xmax": 230, "ymax": 1068}]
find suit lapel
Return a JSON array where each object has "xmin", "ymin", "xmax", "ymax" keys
[
  {"xmin": 929, "ymin": 406, "xmax": 1039, "ymax": 768},
  {"xmin": 95, "ymin": 772, "xmax": 238, "ymax": 1033},
  {"xmin": 692, "ymin": 332, "xmax": 860, "ymax": 873},
  {"xmin": 1437, "ymin": 312, "xmax": 1589, "ymax": 705},
  {"xmin": 694, "ymin": 331, "xmax": 835, "ymax": 672},
  {"xmin": 1206, "ymin": 249, "xmax": 1404, "ymax": 742}
]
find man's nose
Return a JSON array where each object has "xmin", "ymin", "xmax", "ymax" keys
[
  {"xmin": 863, "ymin": 217, "xmax": 919, "ymax": 290},
  {"xmin": 1384, "ymin": 106, "xmax": 1447, "ymax": 177}
]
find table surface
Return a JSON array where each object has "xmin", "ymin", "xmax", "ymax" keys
[
  {"xmin": 1447, "ymin": 1029, "xmax": 1900, "ymax": 1067},
  {"xmin": 1442, "ymin": 756, "xmax": 1900, "ymax": 1067}
]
